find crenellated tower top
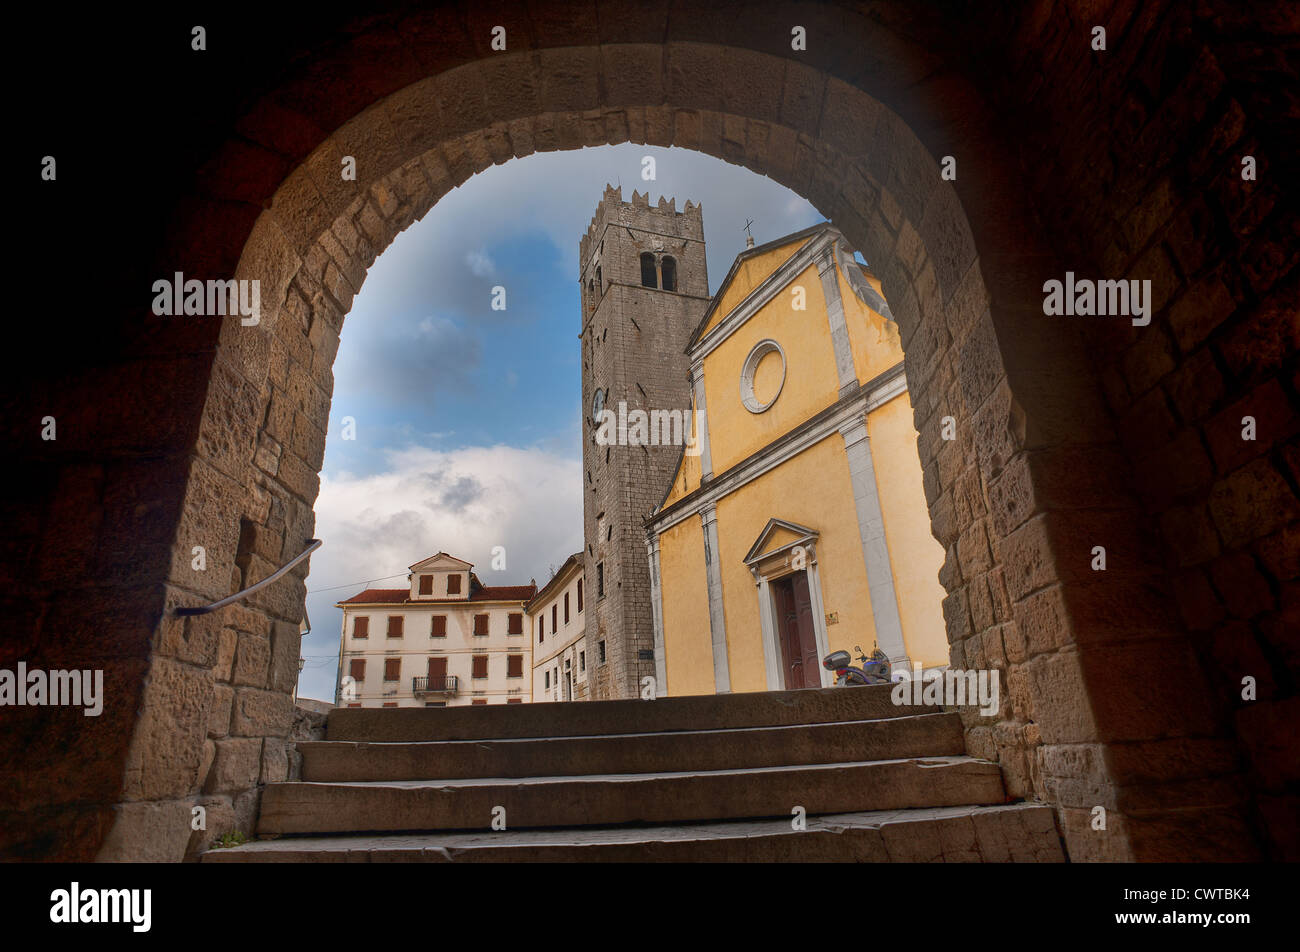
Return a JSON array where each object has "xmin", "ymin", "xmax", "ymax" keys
[{"xmin": 579, "ymin": 184, "xmax": 704, "ymax": 271}]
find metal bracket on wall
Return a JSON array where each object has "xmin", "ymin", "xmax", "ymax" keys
[{"xmin": 174, "ymin": 539, "xmax": 322, "ymax": 616}]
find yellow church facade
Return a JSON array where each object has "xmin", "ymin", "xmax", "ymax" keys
[{"xmin": 645, "ymin": 223, "xmax": 948, "ymax": 696}]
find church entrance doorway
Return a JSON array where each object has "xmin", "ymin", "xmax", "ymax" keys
[{"xmin": 771, "ymin": 572, "xmax": 820, "ymax": 690}]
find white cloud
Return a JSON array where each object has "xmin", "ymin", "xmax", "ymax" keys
[{"xmin": 465, "ymin": 248, "xmax": 495, "ymax": 277}]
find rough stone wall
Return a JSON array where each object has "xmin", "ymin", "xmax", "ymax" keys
[
  {"xmin": 6, "ymin": 1, "xmax": 1294, "ymax": 863},
  {"xmin": 579, "ymin": 188, "xmax": 709, "ymax": 699},
  {"xmin": 986, "ymin": 0, "xmax": 1300, "ymax": 860}
]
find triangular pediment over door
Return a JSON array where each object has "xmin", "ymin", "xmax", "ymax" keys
[{"xmin": 743, "ymin": 517, "xmax": 819, "ymax": 571}]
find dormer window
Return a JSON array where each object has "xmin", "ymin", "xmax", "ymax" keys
[{"xmin": 407, "ymin": 554, "xmax": 474, "ymax": 603}]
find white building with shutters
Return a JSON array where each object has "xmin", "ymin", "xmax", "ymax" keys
[
  {"xmin": 527, "ymin": 552, "xmax": 589, "ymax": 702},
  {"xmin": 334, "ymin": 553, "xmax": 537, "ymax": 708}
]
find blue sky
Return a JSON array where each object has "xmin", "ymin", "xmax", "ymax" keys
[{"xmin": 298, "ymin": 143, "xmax": 824, "ymax": 701}]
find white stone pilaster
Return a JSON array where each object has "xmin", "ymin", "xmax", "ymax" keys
[
  {"xmin": 817, "ymin": 245, "xmax": 860, "ymax": 399},
  {"xmin": 700, "ymin": 504, "xmax": 731, "ymax": 693},
  {"xmin": 646, "ymin": 534, "xmax": 667, "ymax": 696},
  {"xmin": 839, "ymin": 415, "xmax": 909, "ymax": 671},
  {"xmin": 691, "ymin": 361, "xmax": 714, "ymax": 480}
]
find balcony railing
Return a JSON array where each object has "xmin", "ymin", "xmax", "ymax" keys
[{"xmin": 412, "ymin": 675, "xmax": 459, "ymax": 695}]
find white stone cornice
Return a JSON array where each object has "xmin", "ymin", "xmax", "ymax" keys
[{"xmin": 649, "ymin": 362, "xmax": 906, "ymax": 534}]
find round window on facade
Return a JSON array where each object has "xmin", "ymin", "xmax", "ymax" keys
[{"xmin": 739, "ymin": 339, "xmax": 786, "ymax": 413}]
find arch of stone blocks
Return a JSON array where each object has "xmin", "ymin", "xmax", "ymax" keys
[{"xmin": 6, "ymin": 1, "xmax": 1294, "ymax": 863}]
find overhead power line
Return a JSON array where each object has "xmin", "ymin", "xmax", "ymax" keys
[{"xmin": 307, "ymin": 572, "xmax": 408, "ymax": 595}]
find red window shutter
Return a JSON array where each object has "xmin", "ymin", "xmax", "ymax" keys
[
  {"xmin": 577, "ymin": 579, "xmax": 583, "ymax": 611},
  {"xmin": 354, "ymin": 617, "xmax": 369, "ymax": 638},
  {"xmin": 347, "ymin": 703, "xmax": 362, "ymax": 708},
  {"xmin": 388, "ymin": 616, "xmax": 403, "ymax": 637},
  {"xmin": 508, "ymin": 612, "xmax": 523, "ymax": 634},
  {"xmin": 564, "ymin": 593, "xmax": 570, "ymax": 624},
  {"xmin": 507, "ymin": 698, "xmax": 522, "ymax": 704},
  {"xmin": 474, "ymin": 614, "xmax": 489, "ymax": 636},
  {"xmin": 539, "ymin": 616, "xmax": 545, "ymax": 641},
  {"xmin": 507, "ymin": 655, "xmax": 523, "ymax": 678},
  {"xmin": 551, "ymin": 604, "xmax": 557, "ymax": 631},
  {"xmin": 349, "ymin": 659, "xmax": 366, "ymax": 681},
  {"xmin": 472, "ymin": 699, "xmax": 487, "ymax": 705},
  {"xmin": 431, "ymin": 615, "xmax": 446, "ymax": 637},
  {"xmin": 419, "ymin": 575, "xmax": 433, "ymax": 595},
  {"xmin": 447, "ymin": 574, "xmax": 462, "ymax": 594},
  {"xmin": 382, "ymin": 702, "xmax": 398, "ymax": 708},
  {"xmin": 427, "ymin": 657, "xmax": 448, "ymax": 678},
  {"xmin": 472, "ymin": 655, "xmax": 488, "ymax": 679},
  {"xmin": 384, "ymin": 658, "xmax": 401, "ymax": 681}
]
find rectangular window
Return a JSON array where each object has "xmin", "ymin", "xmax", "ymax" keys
[
  {"xmin": 472, "ymin": 655, "xmax": 489, "ymax": 679},
  {"xmin": 447, "ymin": 574, "xmax": 462, "ymax": 595},
  {"xmin": 577, "ymin": 579, "xmax": 583, "ymax": 612},
  {"xmin": 418, "ymin": 574, "xmax": 433, "ymax": 595},
  {"xmin": 508, "ymin": 612, "xmax": 523, "ymax": 635},
  {"xmin": 598, "ymin": 640, "xmax": 606, "ymax": 664},
  {"xmin": 425, "ymin": 701, "xmax": 446, "ymax": 707},
  {"xmin": 579, "ymin": 650, "xmax": 586, "ymax": 673},
  {"xmin": 347, "ymin": 703, "xmax": 362, "ymax": 708},
  {"xmin": 349, "ymin": 658, "xmax": 366, "ymax": 682},
  {"xmin": 387, "ymin": 615, "xmax": 403, "ymax": 638},
  {"xmin": 507, "ymin": 655, "xmax": 523, "ymax": 678},
  {"xmin": 538, "ymin": 616, "xmax": 545, "ymax": 642},
  {"xmin": 545, "ymin": 671, "xmax": 550, "ymax": 689},
  {"xmin": 353, "ymin": 616, "xmax": 369, "ymax": 639},
  {"xmin": 431, "ymin": 615, "xmax": 446, "ymax": 638},
  {"xmin": 472, "ymin": 699, "xmax": 487, "ymax": 705},
  {"xmin": 597, "ymin": 562, "xmax": 605, "ymax": 598},
  {"xmin": 382, "ymin": 702, "xmax": 398, "ymax": 708},
  {"xmin": 384, "ymin": 658, "xmax": 401, "ymax": 681},
  {"xmin": 564, "ymin": 593, "xmax": 570, "ymax": 625},
  {"xmin": 474, "ymin": 613, "xmax": 489, "ymax": 636},
  {"xmin": 507, "ymin": 698, "xmax": 522, "ymax": 704},
  {"xmin": 551, "ymin": 604, "xmax": 557, "ymax": 632}
]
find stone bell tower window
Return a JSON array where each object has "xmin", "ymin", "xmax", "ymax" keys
[
  {"xmin": 661, "ymin": 255, "xmax": 677, "ymax": 291},
  {"xmin": 640, "ymin": 253, "xmax": 658, "ymax": 288}
]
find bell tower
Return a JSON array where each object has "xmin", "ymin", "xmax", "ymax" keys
[{"xmin": 578, "ymin": 186, "xmax": 709, "ymax": 699}]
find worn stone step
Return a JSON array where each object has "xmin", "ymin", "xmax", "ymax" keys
[
  {"xmin": 210, "ymin": 802, "xmax": 1062, "ymax": 862},
  {"xmin": 326, "ymin": 684, "xmax": 932, "ymax": 742},
  {"xmin": 258, "ymin": 756, "xmax": 1007, "ymax": 835},
  {"xmin": 302, "ymin": 711, "xmax": 965, "ymax": 782}
]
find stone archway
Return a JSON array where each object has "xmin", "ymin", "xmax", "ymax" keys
[{"xmin": 7, "ymin": 1, "xmax": 1293, "ymax": 864}]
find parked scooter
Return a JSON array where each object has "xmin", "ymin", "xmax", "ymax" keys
[{"xmin": 823, "ymin": 644, "xmax": 891, "ymax": 686}]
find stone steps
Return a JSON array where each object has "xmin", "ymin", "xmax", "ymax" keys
[
  {"xmin": 206, "ymin": 803, "xmax": 1065, "ymax": 863},
  {"xmin": 325, "ymin": 683, "xmax": 924, "ymax": 742},
  {"xmin": 300, "ymin": 711, "xmax": 966, "ymax": 782},
  {"xmin": 203, "ymin": 685, "xmax": 1065, "ymax": 862},
  {"xmin": 257, "ymin": 756, "xmax": 1008, "ymax": 835}
]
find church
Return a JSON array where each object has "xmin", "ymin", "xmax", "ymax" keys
[{"xmin": 578, "ymin": 186, "xmax": 947, "ymax": 699}]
